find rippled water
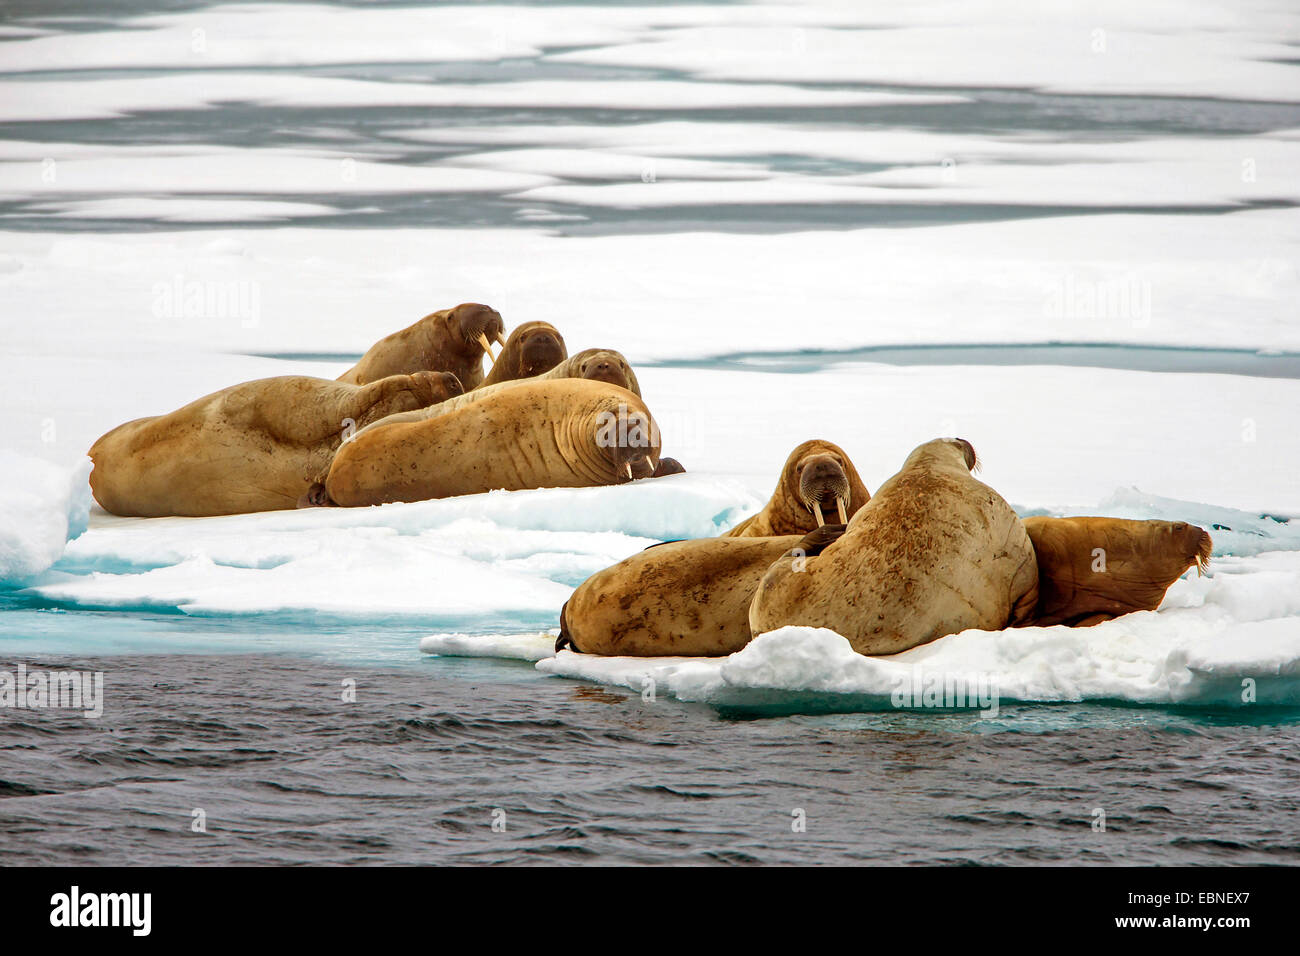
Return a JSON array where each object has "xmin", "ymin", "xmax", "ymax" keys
[{"xmin": 2, "ymin": 655, "xmax": 1298, "ymax": 865}]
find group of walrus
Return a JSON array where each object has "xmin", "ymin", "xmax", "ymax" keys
[
  {"xmin": 87, "ymin": 302, "xmax": 1213, "ymax": 660},
  {"xmin": 89, "ymin": 303, "xmax": 678, "ymax": 518}
]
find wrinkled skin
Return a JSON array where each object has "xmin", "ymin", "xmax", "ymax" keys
[
  {"xmin": 320, "ymin": 379, "xmax": 662, "ymax": 507},
  {"xmin": 748, "ymin": 438, "xmax": 1039, "ymax": 655},
  {"xmin": 349, "ymin": 346, "xmax": 642, "ymax": 441},
  {"xmin": 89, "ymin": 371, "xmax": 463, "ymax": 517},
  {"xmin": 1021, "ymin": 516, "xmax": 1212, "ymax": 626}
]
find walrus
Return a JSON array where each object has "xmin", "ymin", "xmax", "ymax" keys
[
  {"xmin": 475, "ymin": 320, "xmax": 567, "ymax": 389},
  {"xmin": 88, "ymin": 371, "xmax": 463, "ymax": 517},
  {"xmin": 723, "ymin": 439, "xmax": 870, "ymax": 537},
  {"xmin": 748, "ymin": 438, "xmax": 1039, "ymax": 655},
  {"xmin": 319, "ymin": 378, "xmax": 662, "ymax": 507},
  {"xmin": 345, "ymin": 345, "xmax": 643, "ymax": 441},
  {"xmin": 548, "ymin": 348, "xmax": 642, "ymax": 397},
  {"xmin": 337, "ymin": 302, "xmax": 504, "ymax": 388},
  {"xmin": 557, "ymin": 526, "xmax": 845, "ymax": 657},
  {"xmin": 1021, "ymin": 516, "xmax": 1213, "ymax": 627}
]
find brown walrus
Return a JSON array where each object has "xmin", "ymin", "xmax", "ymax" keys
[
  {"xmin": 748, "ymin": 438, "xmax": 1039, "ymax": 655},
  {"xmin": 723, "ymin": 438, "xmax": 870, "ymax": 537},
  {"xmin": 1021, "ymin": 516, "xmax": 1213, "ymax": 627},
  {"xmin": 88, "ymin": 371, "xmax": 463, "ymax": 517},
  {"xmin": 319, "ymin": 378, "xmax": 662, "ymax": 507},
  {"xmin": 548, "ymin": 348, "xmax": 642, "ymax": 397},
  {"xmin": 346, "ymin": 345, "xmax": 643, "ymax": 441},
  {"xmin": 337, "ymin": 302, "xmax": 505, "ymax": 388},
  {"xmin": 557, "ymin": 526, "xmax": 845, "ymax": 657},
  {"xmin": 475, "ymin": 320, "xmax": 567, "ymax": 389}
]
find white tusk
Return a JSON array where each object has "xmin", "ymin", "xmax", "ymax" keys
[
  {"xmin": 813, "ymin": 504, "xmax": 825, "ymax": 527},
  {"xmin": 625, "ymin": 462, "xmax": 634, "ymax": 480},
  {"xmin": 836, "ymin": 496, "xmax": 848, "ymax": 524},
  {"xmin": 477, "ymin": 333, "xmax": 498, "ymax": 365}
]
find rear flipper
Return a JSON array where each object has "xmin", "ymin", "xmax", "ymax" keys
[
  {"xmin": 555, "ymin": 600, "xmax": 581, "ymax": 653},
  {"xmin": 296, "ymin": 481, "xmax": 337, "ymax": 509}
]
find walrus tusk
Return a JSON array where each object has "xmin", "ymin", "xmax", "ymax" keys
[
  {"xmin": 836, "ymin": 496, "xmax": 849, "ymax": 524},
  {"xmin": 494, "ymin": 330, "xmax": 506, "ymax": 347},
  {"xmin": 625, "ymin": 462, "xmax": 634, "ymax": 480},
  {"xmin": 812, "ymin": 502, "xmax": 826, "ymax": 527},
  {"xmin": 476, "ymin": 333, "xmax": 498, "ymax": 365}
]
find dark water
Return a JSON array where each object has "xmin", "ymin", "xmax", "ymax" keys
[{"xmin": 3, "ymin": 654, "xmax": 1299, "ymax": 865}]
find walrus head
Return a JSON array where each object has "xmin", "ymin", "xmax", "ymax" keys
[
  {"xmin": 448, "ymin": 303, "xmax": 506, "ymax": 365},
  {"xmin": 499, "ymin": 321, "xmax": 567, "ymax": 380},
  {"xmin": 775, "ymin": 439, "xmax": 869, "ymax": 532},
  {"xmin": 797, "ymin": 453, "xmax": 851, "ymax": 527},
  {"xmin": 904, "ymin": 437, "xmax": 980, "ymax": 476},
  {"xmin": 592, "ymin": 403, "xmax": 661, "ymax": 482},
  {"xmin": 408, "ymin": 370, "xmax": 465, "ymax": 406},
  {"xmin": 573, "ymin": 348, "xmax": 639, "ymax": 394},
  {"xmin": 945, "ymin": 437, "xmax": 979, "ymax": 472},
  {"xmin": 1165, "ymin": 520, "xmax": 1214, "ymax": 576}
]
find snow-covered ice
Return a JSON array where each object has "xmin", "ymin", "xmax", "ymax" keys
[{"xmin": 0, "ymin": 453, "xmax": 91, "ymax": 585}]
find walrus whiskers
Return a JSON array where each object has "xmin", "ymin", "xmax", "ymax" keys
[{"xmin": 1195, "ymin": 530, "xmax": 1213, "ymax": 575}]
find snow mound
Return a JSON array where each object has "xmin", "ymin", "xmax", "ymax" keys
[{"xmin": 0, "ymin": 454, "xmax": 91, "ymax": 585}]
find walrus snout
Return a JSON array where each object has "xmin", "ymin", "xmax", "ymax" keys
[
  {"xmin": 1183, "ymin": 524, "xmax": 1213, "ymax": 575},
  {"xmin": 583, "ymin": 357, "xmax": 628, "ymax": 387},
  {"xmin": 798, "ymin": 454, "xmax": 850, "ymax": 526},
  {"xmin": 607, "ymin": 441, "xmax": 658, "ymax": 482},
  {"xmin": 451, "ymin": 303, "xmax": 505, "ymax": 362},
  {"xmin": 951, "ymin": 437, "xmax": 979, "ymax": 472}
]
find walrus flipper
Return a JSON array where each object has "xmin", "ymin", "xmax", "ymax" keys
[
  {"xmin": 297, "ymin": 481, "xmax": 337, "ymax": 509},
  {"xmin": 555, "ymin": 601, "xmax": 580, "ymax": 653}
]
